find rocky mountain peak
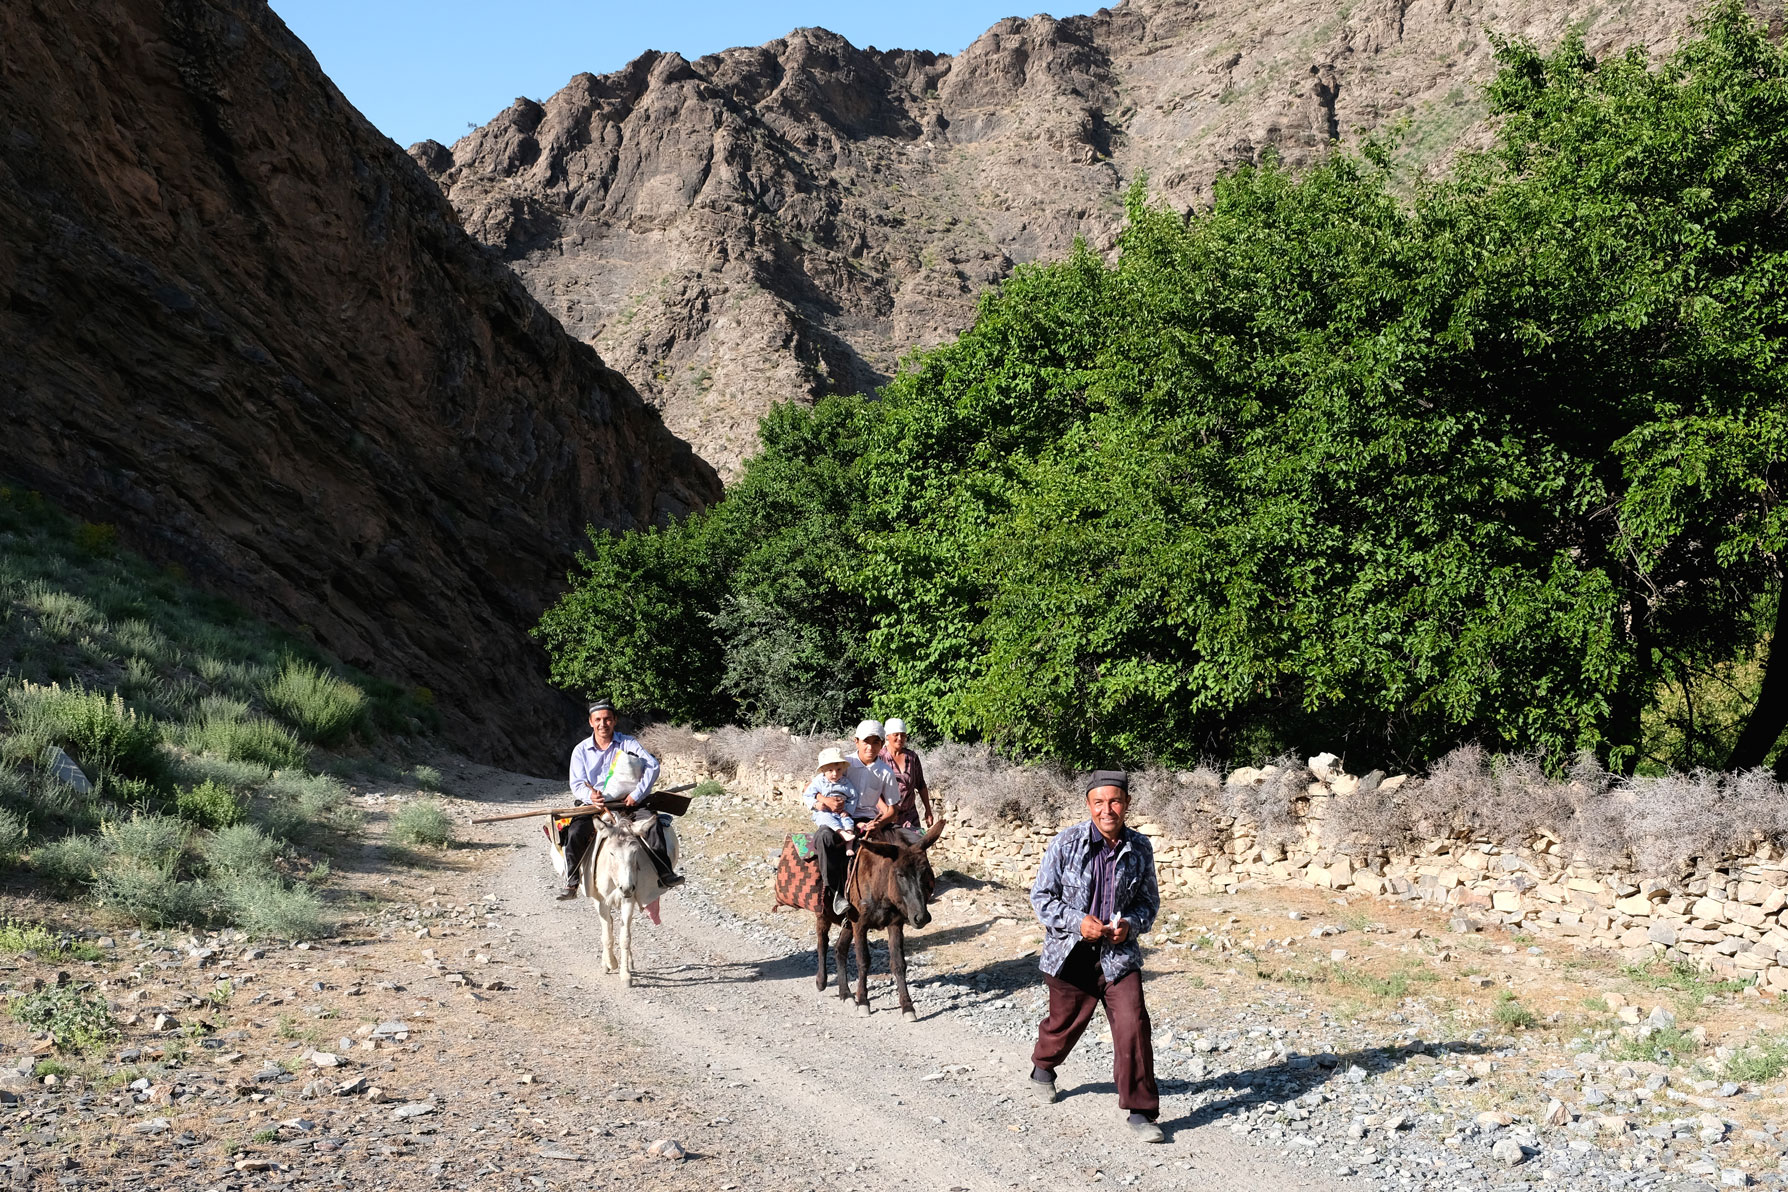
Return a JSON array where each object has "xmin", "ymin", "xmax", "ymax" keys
[{"xmin": 424, "ymin": 0, "xmax": 1708, "ymax": 475}]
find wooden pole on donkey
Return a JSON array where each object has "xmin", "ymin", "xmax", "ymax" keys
[{"xmin": 469, "ymin": 783, "xmax": 698, "ymax": 823}]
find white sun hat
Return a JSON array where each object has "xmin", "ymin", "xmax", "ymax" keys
[
  {"xmin": 854, "ymin": 718, "xmax": 885, "ymax": 741},
  {"xmin": 816, "ymin": 746, "xmax": 848, "ymax": 768},
  {"xmin": 883, "ymin": 717, "xmax": 908, "ymax": 736}
]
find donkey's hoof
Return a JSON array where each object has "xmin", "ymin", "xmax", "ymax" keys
[
  {"xmin": 901, "ymin": 1008, "xmax": 918, "ymax": 1023},
  {"xmin": 855, "ymin": 1002, "xmax": 872, "ymax": 1018}
]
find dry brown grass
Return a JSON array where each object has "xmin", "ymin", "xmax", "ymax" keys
[
  {"xmin": 643, "ymin": 723, "xmax": 1788, "ymax": 875},
  {"xmin": 641, "ymin": 723, "xmax": 838, "ymax": 783},
  {"xmin": 1325, "ymin": 747, "xmax": 1788, "ymax": 874}
]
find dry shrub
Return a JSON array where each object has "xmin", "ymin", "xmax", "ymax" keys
[
  {"xmin": 1221, "ymin": 755, "xmax": 1312, "ymax": 846},
  {"xmin": 1324, "ymin": 786, "xmax": 1416, "ymax": 854},
  {"xmin": 1329, "ymin": 745, "xmax": 1788, "ymax": 875},
  {"xmin": 1134, "ymin": 765, "xmax": 1223, "ymax": 849},
  {"xmin": 643, "ymin": 722, "xmax": 1788, "ymax": 876},
  {"xmin": 699, "ymin": 725, "xmax": 835, "ymax": 779},
  {"xmin": 637, "ymin": 723, "xmax": 712, "ymax": 768},
  {"xmin": 1619, "ymin": 767, "xmax": 1788, "ymax": 874},
  {"xmin": 923, "ymin": 740, "xmax": 1074, "ymax": 826},
  {"xmin": 645, "ymin": 722, "xmax": 888, "ymax": 784}
]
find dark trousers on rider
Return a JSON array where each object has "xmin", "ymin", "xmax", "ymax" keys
[
  {"xmin": 812, "ymin": 824, "xmax": 848, "ymax": 894},
  {"xmin": 561, "ymin": 807, "xmax": 677, "ymax": 885},
  {"xmin": 562, "ymin": 814, "xmax": 596, "ymax": 874},
  {"xmin": 1031, "ymin": 942, "xmax": 1160, "ymax": 1119}
]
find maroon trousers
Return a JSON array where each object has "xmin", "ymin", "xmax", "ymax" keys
[{"xmin": 1031, "ymin": 943, "xmax": 1159, "ymax": 1117}]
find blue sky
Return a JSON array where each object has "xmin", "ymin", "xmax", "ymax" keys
[{"xmin": 270, "ymin": 1, "xmax": 1101, "ymax": 149}]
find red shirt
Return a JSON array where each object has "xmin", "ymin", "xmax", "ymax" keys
[{"xmin": 880, "ymin": 745, "xmax": 928, "ymax": 819}]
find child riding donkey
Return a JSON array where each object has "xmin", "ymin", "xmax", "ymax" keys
[
  {"xmin": 804, "ymin": 745, "xmax": 861, "ymax": 851},
  {"xmin": 806, "ymin": 721, "xmax": 901, "ymax": 917}
]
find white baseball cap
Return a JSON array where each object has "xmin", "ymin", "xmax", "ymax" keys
[
  {"xmin": 854, "ymin": 718, "xmax": 885, "ymax": 741},
  {"xmin": 884, "ymin": 717, "xmax": 908, "ymax": 735}
]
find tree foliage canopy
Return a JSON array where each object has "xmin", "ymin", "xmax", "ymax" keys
[{"xmin": 536, "ymin": 3, "xmax": 1788, "ymax": 773}]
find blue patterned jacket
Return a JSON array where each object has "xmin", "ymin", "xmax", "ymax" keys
[{"xmin": 1030, "ymin": 820, "xmax": 1159, "ymax": 982}]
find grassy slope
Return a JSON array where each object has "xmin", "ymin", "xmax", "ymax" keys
[{"xmin": 0, "ymin": 483, "xmax": 443, "ymax": 938}]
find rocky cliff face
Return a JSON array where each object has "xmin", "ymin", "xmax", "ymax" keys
[
  {"xmin": 0, "ymin": 0, "xmax": 722, "ymax": 767},
  {"xmin": 420, "ymin": 0, "xmax": 1715, "ymax": 475}
]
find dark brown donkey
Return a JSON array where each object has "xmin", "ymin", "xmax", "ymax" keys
[{"xmin": 815, "ymin": 820, "xmax": 944, "ymax": 1020}]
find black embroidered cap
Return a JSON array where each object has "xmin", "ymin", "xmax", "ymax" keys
[
  {"xmin": 1083, "ymin": 769, "xmax": 1130, "ymax": 797},
  {"xmin": 587, "ymin": 699, "xmax": 614, "ymax": 716}
]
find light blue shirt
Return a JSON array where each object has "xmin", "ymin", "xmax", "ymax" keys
[{"xmin": 568, "ymin": 733, "xmax": 659, "ymax": 805}]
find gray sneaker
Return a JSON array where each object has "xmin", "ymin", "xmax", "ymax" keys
[
  {"xmin": 1028, "ymin": 1074, "xmax": 1058, "ymax": 1105},
  {"xmin": 1127, "ymin": 1114, "xmax": 1164, "ymax": 1143}
]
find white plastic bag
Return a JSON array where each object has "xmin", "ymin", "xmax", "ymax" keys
[{"xmin": 603, "ymin": 752, "xmax": 644, "ymax": 801}]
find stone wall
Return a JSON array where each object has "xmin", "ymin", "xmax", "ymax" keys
[{"xmin": 658, "ymin": 752, "xmax": 1788, "ymax": 997}]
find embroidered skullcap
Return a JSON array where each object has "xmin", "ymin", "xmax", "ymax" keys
[
  {"xmin": 1083, "ymin": 769, "xmax": 1130, "ymax": 797},
  {"xmin": 587, "ymin": 699, "xmax": 614, "ymax": 715}
]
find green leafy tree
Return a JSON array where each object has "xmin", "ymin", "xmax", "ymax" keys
[
  {"xmin": 535, "ymin": 2, "xmax": 1787, "ymax": 773},
  {"xmin": 533, "ymin": 514, "xmax": 735, "ymax": 726}
]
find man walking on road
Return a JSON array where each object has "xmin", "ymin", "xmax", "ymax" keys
[{"xmin": 1026, "ymin": 770, "xmax": 1163, "ymax": 1142}]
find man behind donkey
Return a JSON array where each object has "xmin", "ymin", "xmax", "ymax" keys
[
  {"xmin": 559, "ymin": 700, "xmax": 682, "ymax": 900},
  {"xmin": 1026, "ymin": 770, "xmax": 1163, "ymax": 1142}
]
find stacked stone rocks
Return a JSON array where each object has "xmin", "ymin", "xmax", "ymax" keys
[{"xmin": 656, "ymin": 752, "xmax": 1788, "ymax": 995}]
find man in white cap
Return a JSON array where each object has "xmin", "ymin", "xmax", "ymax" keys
[
  {"xmin": 815, "ymin": 719, "xmax": 901, "ymax": 915},
  {"xmin": 880, "ymin": 717, "xmax": 934, "ymax": 829}
]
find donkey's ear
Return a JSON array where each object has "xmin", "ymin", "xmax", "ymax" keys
[
  {"xmin": 861, "ymin": 842, "xmax": 901, "ymax": 859},
  {"xmin": 921, "ymin": 819, "xmax": 946, "ymax": 849}
]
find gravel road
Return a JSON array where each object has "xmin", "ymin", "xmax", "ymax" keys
[{"xmin": 490, "ymin": 813, "xmax": 1367, "ymax": 1192}]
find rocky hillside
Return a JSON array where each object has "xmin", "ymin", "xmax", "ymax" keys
[
  {"xmin": 418, "ymin": 0, "xmax": 1719, "ymax": 473},
  {"xmin": 0, "ymin": 0, "xmax": 722, "ymax": 767}
]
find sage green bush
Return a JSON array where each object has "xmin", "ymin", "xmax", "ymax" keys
[
  {"xmin": 0, "ymin": 483, "xmax": 411, "ymax": 931},
  {"xmin": 265, "ymin": 661, "xmax": 365, "ymax": 745},
  {"xmin": 216, "ymin": 874, "xmax": 330, "ymax": 940},
  {"xmin": 1, "ymin": 683, "xmax": 164, "ymax": 785},
  {"xmin": 389, "ymin": 799, "xmax": 453, "ymax": 849},
  {"xmin": 31, "ymin": 834, "xmax": 105, "ymax": 885},
  {"xmin": 200, "ymin": 823, "xmax": 282, "ymax": 877},
  {"xmin": 0, "ymin": 807, "xmax": 25, "ymax": 861},
  {"xmin": 175, "ymin": 779, "xmax": 246, "ymax": 829},
  {"xmin": 179, "ymin": 710, "xmax": 305, "ymax": 769}
]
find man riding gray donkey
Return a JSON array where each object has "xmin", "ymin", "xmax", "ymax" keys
[
  {"xmin": 559, "ymin": 700, "xmax": 682, "ymax": 900},
  {"xmin": 1027, "ymin": 770, "xmax": 1163, "ymax": 1143}
]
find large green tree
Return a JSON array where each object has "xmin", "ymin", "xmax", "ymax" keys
[{"xmin": 537, "ymin": 2, "xmax": 1788, "ymax": 773}]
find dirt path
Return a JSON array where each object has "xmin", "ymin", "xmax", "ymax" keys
[
  {"xmin": 483, "ymin": 785, "xmax": 1367, "ymax": 1192},
  {"xmin": 8, "ymin": 760, "xmax": 1782, "ymax": 1190}
]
